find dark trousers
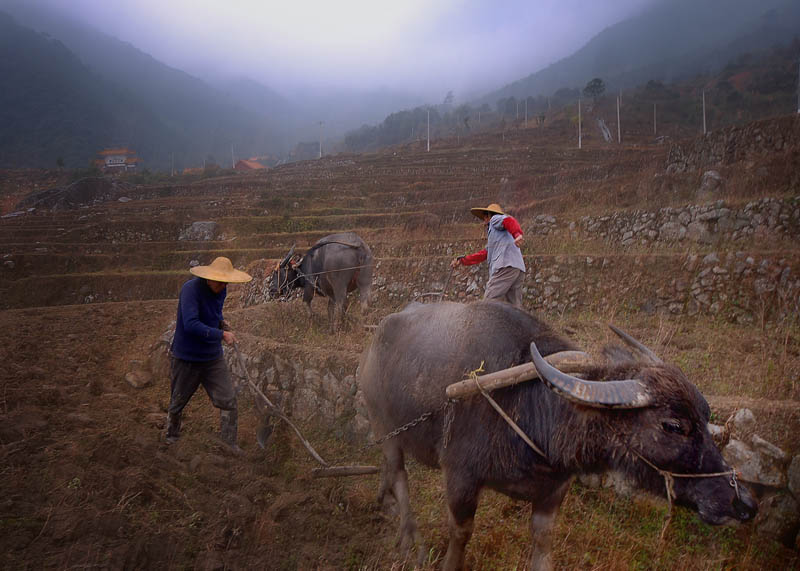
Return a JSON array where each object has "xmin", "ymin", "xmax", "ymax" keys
[
  {"xmin": 168, "ymin": 356, "xmax": 237, "ymax": 415},
  {"xmin": 166, "ymin": 356, "xmax": 239, "ymax": 443}
]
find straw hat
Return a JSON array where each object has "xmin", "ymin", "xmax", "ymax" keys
[
  {"xmin": 470, "ymin": 203, "xmax": 505, "ymax": 220},
  {"xmin": 190, "ymin": 257, "xmax": 252, "ymax": 283}
]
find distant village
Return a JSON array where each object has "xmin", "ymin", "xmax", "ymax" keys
[{"xmin": 93, "ymin": 148, "xmax": 275, "ymax": 175}]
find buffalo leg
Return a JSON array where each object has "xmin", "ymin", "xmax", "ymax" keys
[
  {"xmin": 302, "ymin": 286, "xmax": 314, "ymax": 326},
  {"xmin": 442, "ymin": 470, "xmax": 480, "ymax": 571},
  {"xmin": 380, "ymin": 441, "xmax": 425, "ymax": 563},
  {"xmin": 357, "ymin": 265, "xmax": 372, "ymax": 312},
  {"xmin": 528, "ymin": 478, "xmax": 571, "ymax": 571},
  {"xmin": 327, "ymin": 299, "xmax": 341, "ymax": 333}
]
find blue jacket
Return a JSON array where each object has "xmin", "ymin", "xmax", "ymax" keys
[
  {"xmin": 170, "ymin": 277, "xmax": 226, "ymax": 362},
  {"xmin": 487, "ymin": 214, "xmax": 526, "ymax": 277}
]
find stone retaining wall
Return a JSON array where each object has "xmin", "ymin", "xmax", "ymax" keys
[
  {"xmin": 363, "ymin": 250, "xmax": 799, "ymax": 322},
  {"xmin": 573, "ymin": 196, "xmax": 799, "ymax": 247},
  {"xmin": 665, "ymin": 114, "xmax": 800, "ymax": 173}
]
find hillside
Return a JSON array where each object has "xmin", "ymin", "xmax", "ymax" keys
[
  {"xmin": 0, "ymin": 12, "xmax": 180, "ymax": 170},
  {"xmin": 0, "ymin": 9, "xmax": 284, "ymax": 171},
  {"xmin": 344, "ymin": 37, "xmax": 800, "ymax": 154},
  {"xmin": 1, "ymin": 2, "xmax": 425, "ymax": 170},
  {"xmin": 1, "ymin": 111, "xmax": 798, "ymax": 568},
  {"xmin": 481, "ymin": 0, "xmax": 800, "ymax": 104}
]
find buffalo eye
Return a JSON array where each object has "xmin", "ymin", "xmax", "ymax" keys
[{"xmin": 661, "ymin": 419, "xmax": 685, "ymax": 435}]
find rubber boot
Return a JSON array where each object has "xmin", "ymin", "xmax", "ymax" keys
[
  {"xmin": 219, "ymin": 409, "xmax": 242, "ymax": 455},
  {"xmin": 165, "ymin": 412, "xmax": 181, "ymax": 444}
]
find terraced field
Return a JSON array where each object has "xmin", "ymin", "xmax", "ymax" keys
[{"xmin": 1, "ymin": 116, "xmax": 798, "ymax": 569}]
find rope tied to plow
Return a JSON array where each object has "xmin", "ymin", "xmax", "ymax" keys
[{"xmin": 469, "ymin": 361, "xmax": 548, "ymax": 460}]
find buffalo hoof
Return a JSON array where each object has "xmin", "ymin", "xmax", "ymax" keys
[{"xmin": 396, "ymin": 526, "xmax": 427, "ymax": 568}]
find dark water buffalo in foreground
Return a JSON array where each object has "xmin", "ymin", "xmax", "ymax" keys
[
  {"xmin": 270, "ymin": 232, "xmax": 373, "ymax": 330},
  {"xmin": 359, "ymin": 301, "xmax": 757, "ymax": 570}
]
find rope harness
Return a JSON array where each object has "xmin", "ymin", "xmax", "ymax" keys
[
  {"xmin": 277, "ymin": 263, "xmax": 373, "ymax": 295},
  {"xmin": 618, "ymin": 433, "xmax": 740, "ymax": 541},
  {"xmin": 273, "ymin": 241, "xmax": 371, "ymax": 299}
]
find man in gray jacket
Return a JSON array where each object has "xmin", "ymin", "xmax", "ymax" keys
[{"xmin": 451, "ymin": 203, "xmax": 525, "ymax": 307}]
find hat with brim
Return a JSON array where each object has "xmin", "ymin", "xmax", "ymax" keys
[
  {"xmin": 470, "ymin": 203, "xmax": 505, "ymax": 220},
  {"xmin": 190, "ymin": 256, "xmax": 252, "ymax": 283}
]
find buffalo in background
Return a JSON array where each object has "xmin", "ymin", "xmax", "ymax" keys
[
  {"xmin": 358, "ymin": 300, "xmax": 757, "ymax": 570},
  {"xmin": 270, "ymin": 232, "xmax": 373, "ymax": 331}
]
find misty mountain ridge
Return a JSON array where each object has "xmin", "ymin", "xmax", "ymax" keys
[
  {"xmin": 481, "ymin": 0, "xmax": 800, "ymax": 104},
  {"xmin": 0, "ymin": 11, "xmax": 185, "ymax": 170},
  {"xmin": 2, "ymin": 0, "xmax": 425, "ymax": 168}
]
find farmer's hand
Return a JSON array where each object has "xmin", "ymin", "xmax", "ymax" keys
[
  {"xmin": 222, "ymin": 331, "xmax": 236, "ymax": 345},
  {"xmin": 514, "ymin": 234, "xmax": 524, "ymax": 247},
  {"xmin": 450, "ymin": 258, "xmax": 462, "ymax": 269}
]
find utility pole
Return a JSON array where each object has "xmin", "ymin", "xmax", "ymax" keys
[
  {"xmin": 702, "ymin": 90, "xmax": 707, "ymax": 135},
  {"xmin": 318, "ymin": 121, "xmax": 324, "ymax": 158},
  {"xmin": 427, "ymin": 109, "xmax": 430, "ymax": 152},
  {"xmin": 171, "ymin": 153, "xmax": 174, "ymax": 177},
  {"xmin": 524, "ymin": 98, "xmax": 528, "ymax": 127},
  {"xmin": 616, "ymin": 96, "xmax": 621, "ymax": 143},
  {"xmin": 654, "ymin": 103, "xmax": 657, "ymax": 136},
  {"xmin": 231, "ymin": 145, "xmax": 235, "ymax": 169},
  {"xmin": 578, "ymin": 98, "xmax": 582, "ymax": 149},
  {"xmin": 516, "ymin": 100, "xmax": 519, "ymax": 120}
]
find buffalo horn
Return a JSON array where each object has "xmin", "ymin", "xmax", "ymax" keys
[
  {"xmin": 279, "ymin": 244, "xmax": 296, "ymax": 268},
  {"xmin": 608, "ymin": 324, "xmax": 663, "ymax": 364},
  {"xmin": 530, "ymin": 342, "xmax": 652, "ymax": 409}
]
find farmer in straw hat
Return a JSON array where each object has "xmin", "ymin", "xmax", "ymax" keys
[
  {"xmin": 165, "ymin": 257, "xmax": 252, "ymax": 453},
  {"xmin": 451, "ymin": 203, "xmax": 525, "ymax": 307}
]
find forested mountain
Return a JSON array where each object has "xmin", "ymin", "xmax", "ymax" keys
[
  {"xmin": 0, "ymin": 12, "xmax": 183, "ymax": 169},
  {"xmin": 482, "ymin": 0, "xmax": 800, "ymax": 104},
  {"xmin": 1, "ymin": 7, "xmax": 289, "ymax": 171}
]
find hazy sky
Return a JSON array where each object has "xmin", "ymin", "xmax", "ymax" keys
[{"xmin": 26, "ymin": 0, "xmax": 659, "ymax": 100}]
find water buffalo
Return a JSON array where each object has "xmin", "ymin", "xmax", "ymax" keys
[
  {"xmin": 358, "ymin": 301, "xmax": 757, "ymax": 570},
  {"xmin": 270, "ymin": 232, "xmax": 373, "ymax": 331}
]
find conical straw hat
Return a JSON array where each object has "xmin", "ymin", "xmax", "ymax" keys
[
  {"xmin": 470, "ymin": 203, "xmax": 505, "ymax": 219},
  {"xmin": 189, "ymin": 257, "xmax": 252, "ymax": 283}
]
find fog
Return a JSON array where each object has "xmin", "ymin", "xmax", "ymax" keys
[{"xmin": 19, "ymin": 0, "xmax": 659, "ymax": 102}]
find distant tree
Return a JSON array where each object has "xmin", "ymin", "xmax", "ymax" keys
[
  {"xmin": 56, "ymin": 157, "xmax": 64, "ymax": 169},
  {"xmin": 583, "ymin": 77, "xmax": 606, "ymax": 101},
  {"xmin": 443, "ymin": 90, "xmax": 455, "ymax": 108}
]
